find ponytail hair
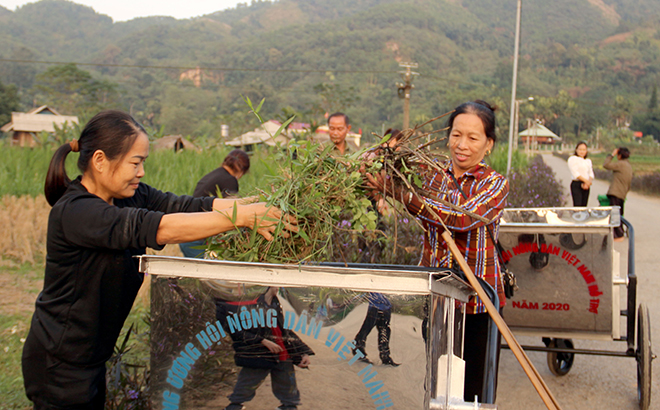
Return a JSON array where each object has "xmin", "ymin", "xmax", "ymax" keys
[
  {"xmin": 45, "ymin": 143, "xmax": 75, "ymax": 206},
  {"xmin": 44, "ymin": 110, "xmax": 147, "ymax": 206}
]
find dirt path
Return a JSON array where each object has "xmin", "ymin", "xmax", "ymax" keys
[{"xmin": 496, "ymin": 154, "xmax": 659, "ymax": 410}]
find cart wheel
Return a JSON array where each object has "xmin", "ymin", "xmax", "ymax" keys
[
  {"xmin": 637, "ymin": 304, "xmax": 653, "ymax": 410},
  {"xmin": 547, "ymin": 338, "xmax": 574, "ymax": 376}
]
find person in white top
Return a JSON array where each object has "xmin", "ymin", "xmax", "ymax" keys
[{"xmin": 567, "ymin": 141, "xmax": 594, "ymax": 206}]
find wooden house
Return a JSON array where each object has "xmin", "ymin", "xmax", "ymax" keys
[
  {"xmin": 0, "ymin": 106, "xmax": 78, "ymax": 147},
  {"xmin": 151, "ymin": 135, "xmax": 200, "ymax": 152}
]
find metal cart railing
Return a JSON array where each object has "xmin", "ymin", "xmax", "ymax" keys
[
  {"xmin": 138, "ymin": 257, "xmax": 498, "ymax": 409},
  {"xmin": 498, "ymin": 207, "xmax": 654, "ymax": 410}
]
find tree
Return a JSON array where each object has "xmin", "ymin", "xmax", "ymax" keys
[
  {"xmin": 0, "ymin": 47, "xmax": 38, "ymax": 92},
  {"xmin": 612, "ymin": 95, "xmax": 633, "ymax": 128},
  {"xmin": 649, "ymin": 85, "xmax": 658, "ymax": 111},
  {"xmin": 312, "ymin": 83, "xmax": 360, "ymax": 116},
  {"xmin": 0, "ymin": 80, "xmax": 20, "ymax": 127},
  {"xmin": 33, "ymin": 64, "xmax": 117, "ymax": 114}
]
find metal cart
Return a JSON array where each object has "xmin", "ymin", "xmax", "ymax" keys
[
  {"xmin": 498, "ymin": 207, "xmax": 654, "ymax": 410},
  {"xmin": 138, "ymin": 257, "xmax": 498, "ymax": 409}
]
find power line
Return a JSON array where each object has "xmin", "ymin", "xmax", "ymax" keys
[
  {"xmin": 0, "ymin": 57, "xmax": 403, "ymax": 75},
  {"xmin": 0, "ymin": 58, "xmax": 621, "ymax": 108}
]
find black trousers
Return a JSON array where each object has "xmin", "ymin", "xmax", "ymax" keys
[
  {"xmin": 570, "ymin": 180, "xmax": 589, "ymax": 206},
  {"xmin": 22, "ymin": 334, "xmax": 106, "ymax": 410},
  {"xmin": 463, "ymin": 312, "xmax": 502, "ymax": 403},
  {"xmin": 607, "ymin": 195, "xmax": 625, "ymax": 238},
  {"xmin": 353, "ymin": 305, "xmax": 392, "ymax": 360}
]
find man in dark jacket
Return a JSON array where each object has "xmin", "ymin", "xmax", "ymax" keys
[
  {"xmin": 216, "ymin": 287, "xmax": 313, "ymax": 410},
  {"xmin": 604, "ymin": 147, "xmax": 633, "ymax": 241}
]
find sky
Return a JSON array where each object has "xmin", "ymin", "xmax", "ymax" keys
[{"xmin": 0, "ymin": 0, "xmax": 246, "ymax": 21}]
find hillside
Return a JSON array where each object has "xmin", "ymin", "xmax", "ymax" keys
[{"xmin": 0, "ymin": 0, "xmax": 659, "ymax": 140}]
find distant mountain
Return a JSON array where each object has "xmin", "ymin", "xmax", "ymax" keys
[
  {"xmin": 0, "ymin": 0, "xmax": 659, "ymax": 137},
  {"xmin": 0, "ymin": 4, "xmax": 11, "ymax": 17}
]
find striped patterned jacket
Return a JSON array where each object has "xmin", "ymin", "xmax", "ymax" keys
[{"xmin": 406, "ymin": 161, "xmax": 509, "ymax": 314}]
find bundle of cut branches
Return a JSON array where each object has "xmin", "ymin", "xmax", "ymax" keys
[
  {"xmin": 365, "ymin": 112, "xmax": 493, "ymax": 225},
  {"xmin": 206, "ymin": 141, "xmax": 379, "ymax": 264}
]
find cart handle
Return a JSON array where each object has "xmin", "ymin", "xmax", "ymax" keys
[{"xmin": 622, "ymin": 217, "xmax": 636, "ymax": 355}]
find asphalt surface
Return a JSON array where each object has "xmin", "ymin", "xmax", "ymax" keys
[{"xmin": 495, "ymin": 154, "xmax": 659, "ymax": 410}]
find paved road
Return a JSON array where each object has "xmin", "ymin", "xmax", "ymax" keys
[{"xmin": 496, "ymin": 154, "xmax": 659, "ymax": 410}]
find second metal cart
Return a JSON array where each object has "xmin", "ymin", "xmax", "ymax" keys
[{"xmin": 498, "ymin": 207, "xmax": 654, "ymax": 410}]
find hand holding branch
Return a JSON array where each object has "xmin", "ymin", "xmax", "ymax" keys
[{"xmin": 236, "ymin": 202, "xmax": 299, "ymax": 241}]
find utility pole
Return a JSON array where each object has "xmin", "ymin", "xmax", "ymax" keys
[
  {"xmin": 397, "ymin": 62, "xmax": 419, "ymax": 130},
  {"xmin": 506, "ymin": 0, "xmax": 523, "ymax": 177}
]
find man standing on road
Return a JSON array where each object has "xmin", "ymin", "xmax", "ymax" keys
[
  {"xmin": 328, "ymin": 112, "xmax": 352, "ymax": 155},
  {"xmin": 604, "ymin": 147, "xmax": 632, "ymax": 242}
]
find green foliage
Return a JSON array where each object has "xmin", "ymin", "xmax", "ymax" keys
[
  {"xmin": 106, "ymin": 324, "xmax": 151, "ymax": 409},
  {"xmin": 487, "ymin": 144, "xmax": 528, "ymax": 175},
  {"xmin": 0, "ymin": 79, "xmax": 20, "ymax": 127},
  {"xmin": 1, "ymin": 0, "xmax": 660, "ymax": 141},
  {"xmin": 632, "ymin": 110, "xmax": 660, "ymax": 142},
  {"xmin": 507, "ymin": 156, "xmax": 564, "ymax": 207},
  {"xmin": 0, "ymin": 143, "xmax": 59, "ymax": 197},
  {"xmin": 33, "ymin": 63, "xmax": 118, "ymax": 115},
  {"xmin": 649, "ymin": 85, "xmax": 658, "ymax": 110},
  {"xmin": 0, "ymin": 141, "xmax": 271, "ymax": 197},
  {"xmin": 207, "ymin": 141, "xmax": 378, "ymax": 263}
]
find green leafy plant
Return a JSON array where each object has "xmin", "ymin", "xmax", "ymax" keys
[
  {"xmin": 106, "ymin": 324, "xmax": 151, "ymax": 410},
  {"xmin": 207, "ymin": 140, "xmax": 378, "ymax": 263}
]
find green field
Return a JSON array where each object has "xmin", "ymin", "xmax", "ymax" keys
[
  {"xmin": 0, "ymin": 142, "xmax": 280, "ymax": 198},
  {"xmin": 589, "ymin": 152, "xmax": 660, "ymax": 174}
]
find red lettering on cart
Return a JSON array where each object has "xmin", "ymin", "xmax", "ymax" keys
[
  {"xmin": 560, "ymin": 250, "xmax": 581, "ymax": 266},
  {"xmin": 512, "ymin": 242, "xmax": 538, "ymax": 256},
  {"xmin": 577, "ymin": 264, "xmax": 596, "ymax": 284},
  {"xmin": 589, "ymin": 298, "xmax": 600, "ymax": 314},
  {"xmin": 540, "ymin": 243, "xmax": 561, "ymax": 255},
  {"xmin": 542, "ymin": 302, "xmax": 571, "ymax": 311},
  {"xmin": 588, "ymin": 284, "xmax": 603, "ymax": 298},
  {"xmin": 512, "ymin": 300, "xmax": 539, "ymax": 310}
]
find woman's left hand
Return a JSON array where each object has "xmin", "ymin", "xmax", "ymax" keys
[
  {"xmin": 238, "ymin": 195, "xmax": 259, "ymax": 204},
  {"xmin": 365, "ymin": 169, "xmax": 401, "ymax": 200},
  {"xmin": 238, "ymin": 203, "xmax": 298, "ymax": 241},
  {"xmin": 297, "ymin": 354, "xmax": 311, "ymax": 368}
]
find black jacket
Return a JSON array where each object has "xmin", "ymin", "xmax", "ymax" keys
[
  {"xmin": 25, "ymin": 178, "xmax": 214, "ymax": 366},
  {"xmin": 216, "ymin": 293, "xmax": 314, "ymax": 369}
]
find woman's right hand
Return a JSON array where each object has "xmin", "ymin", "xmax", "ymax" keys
[
  {"xmin": 365, "ymin": 169, "xmax": 407, "ymax": 203},
  {"xmin": 237, "ymin": 202, "xmax": 298, "ymax": 241}
]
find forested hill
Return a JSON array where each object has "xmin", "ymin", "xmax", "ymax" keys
[{"xmin": 1, "ymin": 0, "xmax": 660, "ymax": 141}]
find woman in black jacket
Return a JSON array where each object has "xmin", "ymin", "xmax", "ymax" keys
[{"xmin": 22, "ymin": 110, "xmax": 296, "ymax": 410}]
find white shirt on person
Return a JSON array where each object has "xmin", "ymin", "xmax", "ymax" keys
[{"xmin": 567, "ymin": 155, "xmax": 594, "ymax": 182}]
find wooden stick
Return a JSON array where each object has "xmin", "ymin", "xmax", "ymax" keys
[{"xmin": 441, "ymin": 230, "xmax": 562, "ymax": 410}]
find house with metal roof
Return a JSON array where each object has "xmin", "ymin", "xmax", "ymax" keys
[
  {"xmin": 225, "ymin": 120, "xmax": 293, "ymax": 150},
  {"xmin": 518, "ymin": 121, "xmax": 562, "ymax": 145}
]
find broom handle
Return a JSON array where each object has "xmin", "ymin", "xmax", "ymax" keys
[{"xmin": 441, "ymin": 230, "xmax": 562, "ymax": 410}]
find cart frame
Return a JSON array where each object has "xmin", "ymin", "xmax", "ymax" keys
[{"xmin": 501, "ymin": 217, "xmax": 654, "ymax": 410}]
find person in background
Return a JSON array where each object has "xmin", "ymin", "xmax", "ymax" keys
[
  {"xmin": 352, "ymin": 292, "xmax": 400, "ymax": 366},
  {"xmin": 604, "ymin": 147, "xmax": 632, "ymax": 242},
  {"xmin": 365, "ymin": 100, "xmax": 508, "ymax": 403},
  {"xmin": 217, "ymin": 287, "xmax": 313, "ymax": 410},
  {"xmin": 179, "ymin": 149, "xmax": 250, "ymax": 258},
  {"xmin": 567, "ymin": 141, "xmax": 594, "ymax": 206},
  {"xmin": 328, "ymin": 112, "xmax": 352, "ymax": 155},
  {"xmin": 22, "ymin": 110, "xmax": 296, "ymax": 410}
]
